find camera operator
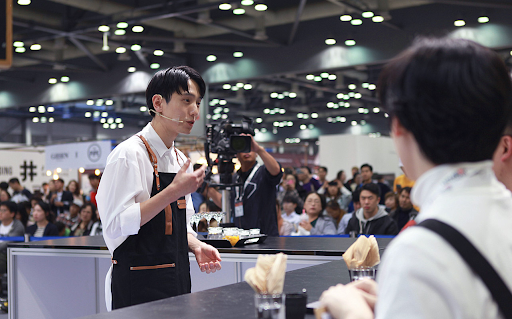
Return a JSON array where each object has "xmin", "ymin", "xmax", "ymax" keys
[{"xmin": 208, "ymin": 134, "xmax": 283, "ymax": 236}]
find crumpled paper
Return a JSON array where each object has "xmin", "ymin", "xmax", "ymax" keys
[
  {"xmin": 343, "ymin": 235, "xmax": 380, "ymax": 269},
  {"xmin": 245, "ymin": 253, "xmax": 288, "ymax": 294}
]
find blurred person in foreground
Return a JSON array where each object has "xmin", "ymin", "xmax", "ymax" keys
[
  {"xmin": 0, "ymin": 201, "xmax": 25, "ymax": 273},
  {"xmin": 320, "ymin": 37, "xmax": 512, "ymax": 319}
]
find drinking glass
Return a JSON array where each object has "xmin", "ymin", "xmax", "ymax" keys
[
  {"xmin": 254, "ymin": 293, "xmax": 284, "ymax": 319},
  {"xmin": 348, "ymin": 266, "xmax": 377, "ymax": 282}
]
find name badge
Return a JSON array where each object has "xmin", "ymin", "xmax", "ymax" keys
[{"xmin": 234, "ymin": 201, "xmax": 244, "ymax": 217}]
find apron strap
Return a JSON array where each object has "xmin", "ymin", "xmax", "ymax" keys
[{"xmin": 137, "ymin": 135, "xmax": 173, "ymax": 235}]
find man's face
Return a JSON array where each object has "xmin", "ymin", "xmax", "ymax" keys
[
  {"xmin": 296, "ymin": 169, "xmax": 307, "ymax": 182},
  {"xmin": 282, "ymin": 201, "xmax": 297, "ymax": 214},
  {"xmin": 399, "ymin": 191, "xmax": 413, "ymax": 210},
  {"xmin": 89, "ymin": 178, "xmax": 100, "ymax": 190},
  {"xmin": 236, "ymin": 151, "xmax": 257, "ymax": 166},
  {"xmin": 317, "ymin": 168, "xmax": 327, "ymax": 180},
  {"xmin": 351, "ymin": 168, "xmax": 358, "ymax": 176},
  {"xmin": 283, "ymin": 175, "xmax": 296, "ymax": 190},
  {"xmin": 158, "ymin": 79, "xmax": 201, "ymax": 135},
  {"xmin": 360, "ymin": 190, "xmax": 379, "ymax": 217},
  {"xmin": 0, "ymin": 205, "xmax": 14, "ymax": 224},
  {"xmin": 55, "ymin": 180, "xmax": 64, "ymax": 192},
  {"xmin": 8, "ymin": 182, "xmax": 17, "ymax": 191},
  {"xmin": 361, "ymin": 167, "xmax": 372, "ymax": 183}
]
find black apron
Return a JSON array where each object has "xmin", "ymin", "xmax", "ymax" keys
[{"xmin": 111, "ymin": 137, "xmax": 191, "ymax": 310}]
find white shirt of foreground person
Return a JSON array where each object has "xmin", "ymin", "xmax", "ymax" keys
[
  {"xmin": 96, "ymin": 123, "xmax": 196, "ymax": 311},
  {"xmin": 376, "ymin": 161, "xmax": 512, "ymax": 319}
]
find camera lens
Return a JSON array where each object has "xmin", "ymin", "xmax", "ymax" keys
[{"xmin": 230, "ymin": 136, "xmax": 251, "ymax": 153}]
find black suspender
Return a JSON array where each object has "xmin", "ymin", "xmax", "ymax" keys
[{"xmin": 418, "ymin": 219, "xmax": 512, "ymax": 319}]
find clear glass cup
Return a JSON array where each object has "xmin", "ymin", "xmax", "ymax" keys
[
  {"xmin": 254, "ymin": 293, "xmax": 284, "ymax": 319},
  {"xmin": 348, "ymin": 266, "xmax": 377, "ymax": 282},
  {"xmin": 207, "ymin": 227, "xmax": 223, "ymax": 239},
  {"xmin": 239, "ymin": 230, "xmax": 250, "ymax": 238},
  {"xmin": 250, "ymin": 228, "xmax": 261, "ymax": 236}
]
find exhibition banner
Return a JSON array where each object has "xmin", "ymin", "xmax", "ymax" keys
[{"xmin": 45, "ymin": 140, "xmax": 112, "ymax": 170}]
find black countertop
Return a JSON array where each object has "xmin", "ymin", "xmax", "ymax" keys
[
  {"xmin": 8, "ymin": 236, "xmax": 393, "ymax": 256},
  {"xmin": 78, "ymin": 259, "xmax": 351, "ymax": 319}
]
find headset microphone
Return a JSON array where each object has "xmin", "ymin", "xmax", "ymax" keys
[{"xmin": 149, "ymin": 109, "xmax": 186, "ymax": 123}]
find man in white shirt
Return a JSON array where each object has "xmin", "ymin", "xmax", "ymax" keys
[
  {"xmin": 319, "ymin": 37, "xmax": 512, "ymax": 318},
  {"xmin": 97, "ymin": 66, "xmax": 221, "ymax": 310}
]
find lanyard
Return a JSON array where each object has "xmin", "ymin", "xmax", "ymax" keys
[{"xmin": 235, "ymin": 163, "xmax": 260, "ymax": 201}]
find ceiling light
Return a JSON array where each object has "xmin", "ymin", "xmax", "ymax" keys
[
  {"xmin": 372, "ymin": 16, "xmax": 384, "ymax": 23},
  {"xmin": 236, "ymin": 82, "xmax": 244, "ymax": 88},
  {"xmin": 368, "ymin": 84, "xmax": 376, "ymax": 90},
  {"xmin": 206, "ymin": 55, "xmax": 217, "ymax": 62},
  {"xmin": 219, "ymin": 3, "xmax": 232, "ymax": 10},
  {"xmin": 103, "ymin": 123, "xmax": 109, "ymax": 128},
  {"xmin": 87, "ymin": 100, "xmax": 94, "ymax": 106},
  {"xmin": 256, "ymin": 118, "xmax": 263, "ymax": 123},
  {"xmin": 49, "ymin": 117, "xmax": 54, "ymax": 123},
  {"xmin": 150, "ymin": 63, "xmax": 160, "ymax": 69},
  {"xmin": 277, "ymin": 94, "xmax": 284, "ymax": 99},
  {"xmin": 29, "ymin": 106, "xmax": 36, "ymax": 112},
  {"xmin": 85, "ymin": 112, "xmax": 91, "ymax": 118},
  {"xmin": 314, "ymin": 76, "xmax": 322, "ymax": 82},
  {"xmin": 233, "ymin": 51, "xmax": 243, "ymax": 58},
  {"xmin": 351, "ymin": 121, "xmax": 357, "ymax": 126},
  {"xmin": 362, "ymin": 11, "xmax": 374, "ymax": 18},
  {"xmin": 110, "ymin": 124, "xmax": 117, "ymax": 129},
  {"xmin": 373, "ymin": 107, "xmax": 380, "ymax": 113},
  {"xmin": 102, "ymin": 45, "xmax": 109, "ymax": 51},
  {"xmin": 60, "ymin": 76, "xmax": 69, "ymax": 82},
  {"xmin": 311, "ymin": 113, "xmax": 319, "ymax": 118},
  {"xmin": 340, "ymin": 14, "xmax": 352, "ymax": 21},
  {"xmin": 128, "ymin": 67, "xmax": 136, "ymax": 72},
  {"xmin": 96, "ymin": 99, "xmax": 104, "ymax": 106},
  {"xmin": 244, "ymin": 84, "xmax": 252, "ymax": 90},
  {"xmin": 223, "ymin": 108, "xmax": 230, "ymax": 113},
  {"xmin": 264, "ymin": 108, "xmax": 270, "ymax": 114},
  {"xmin": 231, "ymin": 86, "xmax": 239, "ymax": 91},
  {"xmin": 107, "ymin": 118, "xmax": 114, "ymax": 124},
  {"xmin": 13, "ymin": 41, "xmax": 24, "ymax": 47},
  {"xmin": 114, "ymin": 29, "xmax": 126, "ymax": 36},
  {"xmin": 30, "ymin": 43, "xmax": 41, "ymax": 50},
  {"xmin": 348, "ymin": 84, "xmax": 356, "ymax": 90},
  {"xmin": 478, "ymin": 16, "xmax": 489, "ymax": 23},
  {"xmin": 306, "ymin": 74, "xmax": 315, "ymax": 80},
  {"xmin": 279, "ymin": 109, "xmax": 286, "ymax": 114},
  {"xmin": 153, "ymin": 50, "xmax": 164, "ymax": 56},
  {"xmin": 223, "ymin": 84, "xmax": 231, "ymax": 89},
  {"xmin": 261, "ymin": 128, "xmax": 267, "ymax": 133},
  {"xmin": 241, "ymin": 0, "xmax": 254, "ymax": 5},
  {"xmin": 328, "ymin": 74, "xmax": 337, "ymax": 80},
  {"xmin": 354, "ymin": 93, "xmax": 362, "ymax": 99},
  {"xmin": 18, "ymin": 0, "xmax": 31, "ymax": 5},
  {"xmin": 48, "ymin": 78, "xmax": 57, "ymax": 84},
  {"xmin": 325, "ymin": 38, "xmax": 336, "ymax": 45},
  {"xmin": 93, "ymin": 111, "xmax": 100, "ymax": 117},
  {"xmin": 289, "ymin": 92, "xmax": 297, "ymax": 98},
  {"xmin": 308, "ymin": 124, "xmax": 314, "ymax": 129},
  {"xmin": 32, "ymin": 117, "xmax": 39, "ymax": 123},
  {"xmin": 327, "ymin": 117, "xmax": 333, "ymax": 122},
  {"xmin": 254, "ymin": 4, "xmax": 268, "ymax": 11},
  {"xmin": 345, "ymin": 39, "xmax": 356, "ymax": 46},
  {"xmin": 116, "ymin": 47, "xmax": 126, "ymax": 54},
  {"xmin": 117, "ymin": 22, "xmax": 128, "ymax": 29},
  {"xmin": 362, "ymin": 82, "xmax": 369, "ymax": 88},
  {"xmin": 101, "ymin": 112, "xmax": 108, "ymax": 117},
  {"xmin": 131, "ymin": 44, "xmax": 141, "ymax": 51},
  {"xmin": 119, "ymin": 123, "xmax": 124, "ymax": 128},
  {"xmin": 105, "ymin": 100, "xmax": 114, "ymax": 106},
  {"xmin": 15, "ymin": 47, "xmax": 26, "ymax": 53},
  {"xmin": 454, "ymin": 19, "xmax": 465, "ymax": 27},
  {"xmin": 327, "ymin": 102, "xmax": 335, "ymax": 108},
  {"xmin": 361, "ymin": 120, "xmax": 366, "ymax": 125},
  {"xmin": 303, "ymin": 114, "xmax": 310, "ymax": 119},
  {"xmin": 350, "ymin": 19, "xmax": 363, "ymax": 26},
  {"xmin": 300, "ymin": 124, "xmax": 307, "ymax": 130},
  {"xmin": 270, "ymin": 92, "xmax": 278, "ymax": 98},
  {"xmin": 132, "ymin": 26, "xmax": 144, "ymax": 33},
  {"xmin": 337, "ymin": 93, "xmax": 344, "ymax": 99},
  {"xmin": 349, "ymin": 92, "xmax": 355, "ymax": 97},
  {"xmin": 38, "ymin": 105, "xmax": 45, "ymax": 113},
  {"xmin": 98, "ymin": 25, "xmax": 110, "ymax": 32},
  {"xmin": 233, "ymin": 8, "xmax": 245, "ymax": 15},
  {"xmin": 358, "ymin": 108, "xmax": 364, "ymax": 113},
  {"xmin": 219, "ymin": 100, "xmax": 227, "ymax": 105},
  {"xmin": 297, "ymin": 113, "xmax": 304, "ymax": 118},
  {"xmin": 140, "ymin": 106, "xmax": 147, "ymax": 112},
  {"xmin": 40, "ymin": 117, "xmax": 47, "ymax": 124}
]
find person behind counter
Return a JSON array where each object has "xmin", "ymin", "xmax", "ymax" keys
[
  {"xmin": 0, "ymin": 201, "xmax": 25, "ymax": 273},
  {"xmin": 26, "ymin": 201, "xmax": 59, "ymax": 237},
  {"xmin": 70, "ymin": 203, "xmax": 96, "ymax": 236},
  {"xmin": 97, "ymin": 66, "xmax": 221, "ymax": 311},
  {"xmin": 320, "ymin": 37, "xmax": 512, "ymax": 319},
  {"xmin": 298, "ymin": 192, "xmax": 336, "ymax": 235}
]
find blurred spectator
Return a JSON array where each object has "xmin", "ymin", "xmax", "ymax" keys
[
  {"xmin": 347, "ymin": 172, "xmax": 360, "ymax": 192},
  {"xmin": 384, "ymin": 192, "xmax": 399, "ymax": 217},
  {"xmin": 67, "ymin": 180, "xmax": 84, "ymax": 206},
  {"xmin": 316, "ymin": 166, "xmax": 329, "ymax": 194},
  {"xmin": 298, "ymin": 192, "xmax": 336, "ymax": 235},
  {"xmin": 0, "ymin": 201, "xmax": 25, "ymax": 273},
  {"xmin": 55, "ymin": 221, "xmax": 69, "ymax": 237},
  {"xmin": 392, "ymin": 187, "xmax": 418, "ymax": 231},
  {"xmin": 191, "ymin": 163, "xmax": 207, "ymax": 213},
  {"xmin": 56, "ymin": 202, "xmax": 81, "ymax": 229},
  {"xmin": 325, "ymin": 181, "xmax": 352, "ymax": 211},
  {"xmin": 325, "ymin": 200, "xmax": 351, "ymax": 235},
  {"xmin": 277, "ymin": 173, "xmax": 304, "ymax": 209},
  {"xmin": 393, "ymin": 166, "xmax": 415, "ymax": 193},
  {"xmin": 0, "ymin": 182, "xmax": 8, "ymax": 192},
  {"xmin": 18, "ymin": 201, "xmax": 32, "ymax": 227},
  {"xmin": 0, "ymin": 189, "xmax": 10, "ymax": 202},
  {"xmin": 26, "ymin": 201, "xmax": 59, "ymax": 237},
  {"xmin": 70, "ymin": 203, "xmax": 97, "ymax": 236},
  {"xmin": 374, "ymin": 173, "xmax": 392, "ymax": 205},
  {"xmin": 88, "ymin": 174, "xmax": 101, "ymax": 206},
  {"xmin": 90, "ymin": 206, "xmax": 102, "ymax": 236},
  {"xmin": 48, "ymin": 178, "xmax": 73, "ymax": 216},
  {"xmin": 281, "ymin": 195, "xmax": 301, "ymax": 227},
  {"xmin": 334, "ymin": 170, "xmax": 347, "ymax": 189},
  {"xmin": 8, "ymin": 178, "xmax": 32, "ymax": 203},
  {"xmin": 345, "ymin": 166, "xmax": 359, "ymax": 187},
  {"xmin": 296, "ymin": 166, "xmax": 322, "ymax": 196},
  {"xmin": 276, "ymin": 200, "xmax": 293, "ymax": 236}
]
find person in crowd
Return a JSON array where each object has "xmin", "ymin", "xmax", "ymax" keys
[
  {"xmin": 320, "ymin": 37, "xmax": 512, "ymax": 319},
  {"xmin": 384, "ymin": 191, "xmax": 398, "ymax": 217},
  {"xmin": 325, "ymin": 200, "xmax": 351, "ymax": 235},
  {"xmin": 55, "ymin": 221, "xmax": 69, "ymax": 237},
  {"xmin": 298, "ymin": 192, "xmax": 336, "ymax": 235},
  {"xmin": 347, "ymin": 172, "xmax": 361, "ymax": 192},
  {"xmin": 374, "ymin": 173, "xmax": 392, "ymax": 205},
  {"xmin": 15, "ymin": 202, "xmax": 29, "ymax": 228},
  {"xmin": 48, "ymin": 178, "xmax": 73, "ymax": 217},
  {"xmin": 281, "ymin": 195, "xmax": 301, "ymax": 228},
  {"xmin": 325, "ymin": 181, "xmax": 352, "ymax": 211},
  {"xmin": 26, "ymin": 201, "xmax": 59, "ymax": 237},
  {"xmin": 334, "ymin": 170, "xmax": 347, "ymax": 189},
  {"xmin": 97, "ymin": 66, "xmax": 221, "ymax": 310},
  {"xmin": 391, "ymin": 187, "xmax": 418, "ymax": 230},
  {"xmin": 56, "ymin": 202, "xmax": 81, "ymax": 229},
  {"xmin": 344, "ymin": 183, "xmax": 398, "ymax": 236},
  {"xmin": 276, "ymin": 200, "xmax": 293, "ymax": 236},
  {"xmin": 345, "ymin": 166, "xmax": 359, "ymax": 187},
  {"xmin": 88, "ymin": 174, "xmax": 101, "ymax": 207},
  {"xmin": 70, "ymin": 203, "xmax": 97, "ymax": 236},
  {"xmin": 8, "ymin": 178, "xmax": 32, "ymax": 203},
  {"xmin": 0, "ymin": 182, "xmax": 8, "ymax": 192},
  {"xmin": 277, "ymin": 173, "xmax": 304, "ymax": 209},
  {"xmin": 67, "ymin": 180, "xmax": 84, "ymax": 206},
  {"xmin": 0, "ymin": 189, "xmax": 10, "ymax": 202},
  {"xmin": 0, "ymin": 201, "xmax": 25, "ymax": 273},
  {"xmin": 191, "ymin": 163, "xmax": 207, "ymax": 213},
  {"xmin": 316, "ymin": 166, "xmax": 329, "ymax": 194},
  {"xmin": 393, "ymin": 164, "xmax": 415, "ymax": 193},
  {"xmin": 208, "ymin": 136, "xmax": 283, "ymax": 236},
  {"xmin": 296, "ymin": 166, "xmax": 322, "ymax": 196},
  {"xmin": 90, "ymin": 205, "xmax": 103, "ymax": 236},
  {"xmin": 41, "ymin": 182, "xmax": 49, "ymax": 199}
]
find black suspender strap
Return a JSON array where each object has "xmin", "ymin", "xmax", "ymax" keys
[{"xmin": 417, "ymin": 219, "xmax": 512, "ymax": 319}]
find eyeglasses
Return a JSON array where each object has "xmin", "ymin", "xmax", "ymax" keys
[{"xmin": 305, "ymin": 199, "xmax": 321, "ymax": 204}]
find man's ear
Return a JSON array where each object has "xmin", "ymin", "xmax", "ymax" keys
[
  {"xmin": 152, "ymin": 94, "xmax": 163, "ymax": 113},
  {"xmin": 498, "ymin": 135, "xmax": 512, "ymax": 162},
  {"xmin": 391, "ymin": 117, "xmax": 407, "ymax": 137}
]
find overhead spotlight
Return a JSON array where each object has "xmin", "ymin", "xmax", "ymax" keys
[
  {"xmin": 150, "ymin": 63, "xmax": 160, "ymax": 69},
  {"xmin": 29, "ymin": 106, "xmax": 36, "ymax": 112},
  {"xmin": 454, "ymin": 19, "xmax": 465, "ymax": 27},
  {"xmin": 254, "ymin": 3, "xmax": 268, "ymax": 11},
  {"xmin": 219, "ymin": 3, "xmax": 232, "ymax": 10},
  {"xmin": 103, "ymin": 123, "xmax": 109, "ymax": 129},
  {"xmin": 32, "ymin": 117, "xmax": 39, "ymax": 123},
  {"xmin": 114, "ymin": 29, "xmax": 126, "ymax": 36},
  {"xmin": 362, "ymin": 11, "xmax": 374, "ymax": 18},
  {"xmin": 478, "ymin": 16, "xmax": 489, "ymax": 23},
  {"xmin": 30, "ymin": 43, "xmax": 41, "ymax": 50},
  {"xmin": 372, "ymin": 16, "xmax": 384, "ymax": 23},
  {"xmin": 219, "ymin": 100, "xmax": 227, "ymax": 105},
  {"xmin": 306, "ymin": 74, "xmax": 315, "ymax": 80},
  {"xmin": 233, "ymin": 8, "xmax": 245, "ymax": 15},
  {"xmin": 351, "ymin": 121, "xmax": 357, "ymax": 126},
  {"xmin": 98, "ymin": 25, "xmax": 110, "ymax": 32},
  {"xmin": 15, "ymin": 47, "xmax": 26, "ymax": 53},
  {"xmin": 311, "ymin": 113, "xmax": 319, "ymax": 118},
  {"xmin": 96, "ymin": 99, "xmax": 104, "ymax": 106},
  {"xmin": 117, "ymin": 22, "xmax": 128, "ymax": 29},
  {"xmin": 345, "ymin": 39, "xmax": 356, "ymax": 46},
  {"xmin": 107, "ymin": 118, "xmax": 114, "ymax": 124},
  {"xmin": 348, "ymin": 84, "xmax": 356, "ymax": 90},
  {"xmin": 320, "ymin": 72, "xmax": 329, "ymax": 78},
  {"xmin": 132, "ymin": 26, "xmax": 144, "ymax": 33},
  {"xmin": 60, "ymin": 76, "xmax": 69, "ymax": 82},
  {"xmin": 140, "ymin": 106, "xmax": 147, "ymax": 112},
  {"xmin": 328, "ymin": 74, "xmax": 337, "ymax": 80},
  {"xmin": 256, "ymin": 118, "xmax": 263, "ymax": 123},
  {"xmin": 153, "ymin": 50, "xmax": 164, "ymax": 56},
  {"xmin": 241, "ymin": 0, "xmax": 254, "ymax": 5},
  {"xmin": 131, "ymin": 44, "xmax": 141, "ymax": 51},
  {"xmin": 85, "ymin": 112, "xmax": 92, "ymax": 118},
  {"xmin": 362, "ymin": 82, "xmax": 369, "ymax": 88},
  {"xmin": 289, "ymin": 92, "xmax": 297, "ymax": 98},
  {"xmin": 101, "ymin": 112, "xmax": 108, "ymax": 117},
  {"xmin": 354, "ymin": 93, "xmax": 362, "ymax": 99},
  {"xmin": 48, "ymin": 78, "xmax": 57, "ymax": 84},
  {"xmin": 18, "ymin": 0, "xmax": 31, "ymax": 5},
  {"xmin": 368, "ymin": 84, "xmax": 376, "ymax": 90},
  {"xmin": 86, "ymin": 100, "xmax": 94, "ymax": 106},
  {"xmin": 128, "ymin": 67, "xmax": 136, "ymax": 72},
  {"xmin": 13, "ymin": 41, "xmax": 24, "ymax": 47},
  {"xmin": 300, "ymin": 124, "xmax": 307, "ymax": 130},
  {"xmin": 119, "ymin": 123, "xmax": 124, "ymax": 128},
  {"xmin": 340, "ymin": 14, "xmax": 352, "ymax": 21},
  {"xmin": 325, "ymin": 38, "xmax": 336, "ymax": 45},
  {"xmin": 223, "ymin": 84, "xmax": 231, "ymax": 89},
  {"xmin": 236, "ymin": 82, "xmax": 244, "ymax": 88},
  {"xmin": 93, "ymin": 111, "xmax": 100, "ymax": 117},
  {"xmin": 314, "ymin": 76, "xmax": 322, "ymax": 82},
  {"xmin": 244, "ymin": 84, "xmax": 252, "ymax": 90},
  {"xmin": 350, "ymin": 19, "xmax": 363, "ymax": 26},
  {"xmin": 270, "ymin": 92, "xmax": 278, "ymax": 98},
  {"xmin": 38, "ymin": 105, "xmax": 45, "ymax": 113},
  {"xmin": 116, "ymin": 47, "xmax": 127, "ymax": 54},
  {"xmin": 373, "ymin": 107, "xmax": 380, "ymax": 113},
  {"xmin": 233, "ymin": 51, "xmax": 243, "ymax": 58},
  {"xmin": 40, "ymin": 117, "xmax": 47, "ymax": 124},
  {"xmin": 105, "ymin": 100, "xmax": 114, "ymax": 106},
  {"xmin": 206, "ymin": 55, "xmax": 217, "ymax": 62}
]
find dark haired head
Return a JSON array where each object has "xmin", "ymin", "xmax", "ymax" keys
[
  {"xmin": 0, "ymin": 201, "xmax": 17, "ymax": 215},
  {"xmin": 400, "ymin": 187, "xmax": 412, "ymax": 195},
  {"xmin": 206, "ymin": 200, "xmax": 221, "ymax": 212},
  {"xmin": 360, "ymin": 183, "xmax": 381, "ymax": 198},
  {"xmin": 360, "ymin": 164, "xmax": 373, "ymax": 172},
  {"xmin": 80, "ymin": 203, "xmax": 97, "ymax": 222},
  {"xmin": 326, "ymin": 200, "xmax": 341, "ymax": 210},
  {"xmin": 16, "ymin": 202, "xmax": 29, "ymax": 227},
  {"xmin": 0, "ymin": 182, "xmax": 8, "ymax": 191},
  {"xmin": 146, "ymin": 66, "xmax": 206, "ymax": 117},
  {"xmin": 352, "ymin": 189, "xmax": 361, "ymax": 204},
  {"xmin": 88, "ymin": 174, "xmax": 100, "ymax": 180},
  {"xmin": 318, "ymin": 166, "xmax": 328, "ymax": 173},
  {"xmin": 35, "ymin": 200, "xmax": 54, "ymax": 223},
  {"xmin": 301, "ymin": 166, "xmax": 312, "ymax": 174},
  {"xmin": 305, "ymin": 192, "xmax": 327, "ymax": 211},
  {"xmin": 336, "ymin": 170, "xmax": 345, "ymax": 180},
  {"xmin": 378, "ymin": 37, "xmax": 512, "ymax": 164},
  {"xmin": 282, "ymin": 195, "xmax": 298, "ymax": 205},
  {"xmin": 8, "ymin": 178, "xmax": 20, "ymax": 185},
  {"xmin": 57, "ymin": 178, "xmax": 65, "ymax": 184}
]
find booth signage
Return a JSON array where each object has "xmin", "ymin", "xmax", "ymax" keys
[{"xmin": 45, "ymin": 140, "xmax": 112, "ymax": 170}]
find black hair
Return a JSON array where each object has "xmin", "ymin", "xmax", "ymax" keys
[
  {"xmin": 301, "ymin": 166, "xmax": 312, "ymax": 174},
  {"xmin": 55, "ymin": 221, "xmax": 66, "ymax": 233},
  {"xmin": 0, "ymin": 189, "xmax": 10, "ymax": 200},
  {"xmin": 336, "ymin": 170, "xmax": 345, "ymax": 180},
  {"xmin": 16, "ymin": 202, "xmax": 29, "ymax": 228},
  {"xmin": 56, "ymin": 178, "xmax": 65, "ymax": 184},
  {"xmin": 0, "ymin": 201, "xmax": 17, "ymax": 215},
  {"xmin": 326, "ymin": 200, "xmax": 341, "ymax": 210},
  {"xmin": 399, "ymin": 187, "xmax": 412, "ymax": 195},
  {"xmin": 327, "ymin": 180, "xmax": 338, "ymax": 186},
  {"xmin": 8, "ymin": 178, "xmax": 20, "ymax": 184},
  {"xmin": 35, "ymin": 201, "xmax": 54, "ymax": 223},
  {"xmin": 378, "ymin": 37, "xmax": 512, "ymax": 164},
  {"xmin": 282, "ymin": 195, "xmax": 298, "ymax": 205},
  {"xmin": 318, "ymin": 166, "xmax": 328, "ymax": 173},
  {"xmin": 352, "ymin": 189, "xmax": 361, "ymax": 204},
  {"xmin": 0, "ymin": 182, "xmax": 8, "ymax": 191},
  {"xmin": 80, "ymin": 203, "xmax": 98, "ymax": 222},
  {"xmin": 360, "ymin": 163, "xmax": 373, "ymax": 172},
  {"xmin": 88, "ymin": 174, "xmax": 100, "ymax": 180},
  {"xmin": 146, "ymin": 66, "xmax": 206, "ymax": 117},
  {"xmin": 360, "ymin": 183, "xmax": 381, "ymax": 198},
  {"xmin": 305, "ymin": 192, "xmax": 327, "ymax": 211}
]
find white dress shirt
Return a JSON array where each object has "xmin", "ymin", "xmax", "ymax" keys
[{"xmin": 376, "ymin": 161, "xmax": 512, "ymax": 319}]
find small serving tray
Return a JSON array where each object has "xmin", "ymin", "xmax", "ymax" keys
[{"xmin": 200, "ymin": 234, "xmax": 268, "ymax": 248}]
